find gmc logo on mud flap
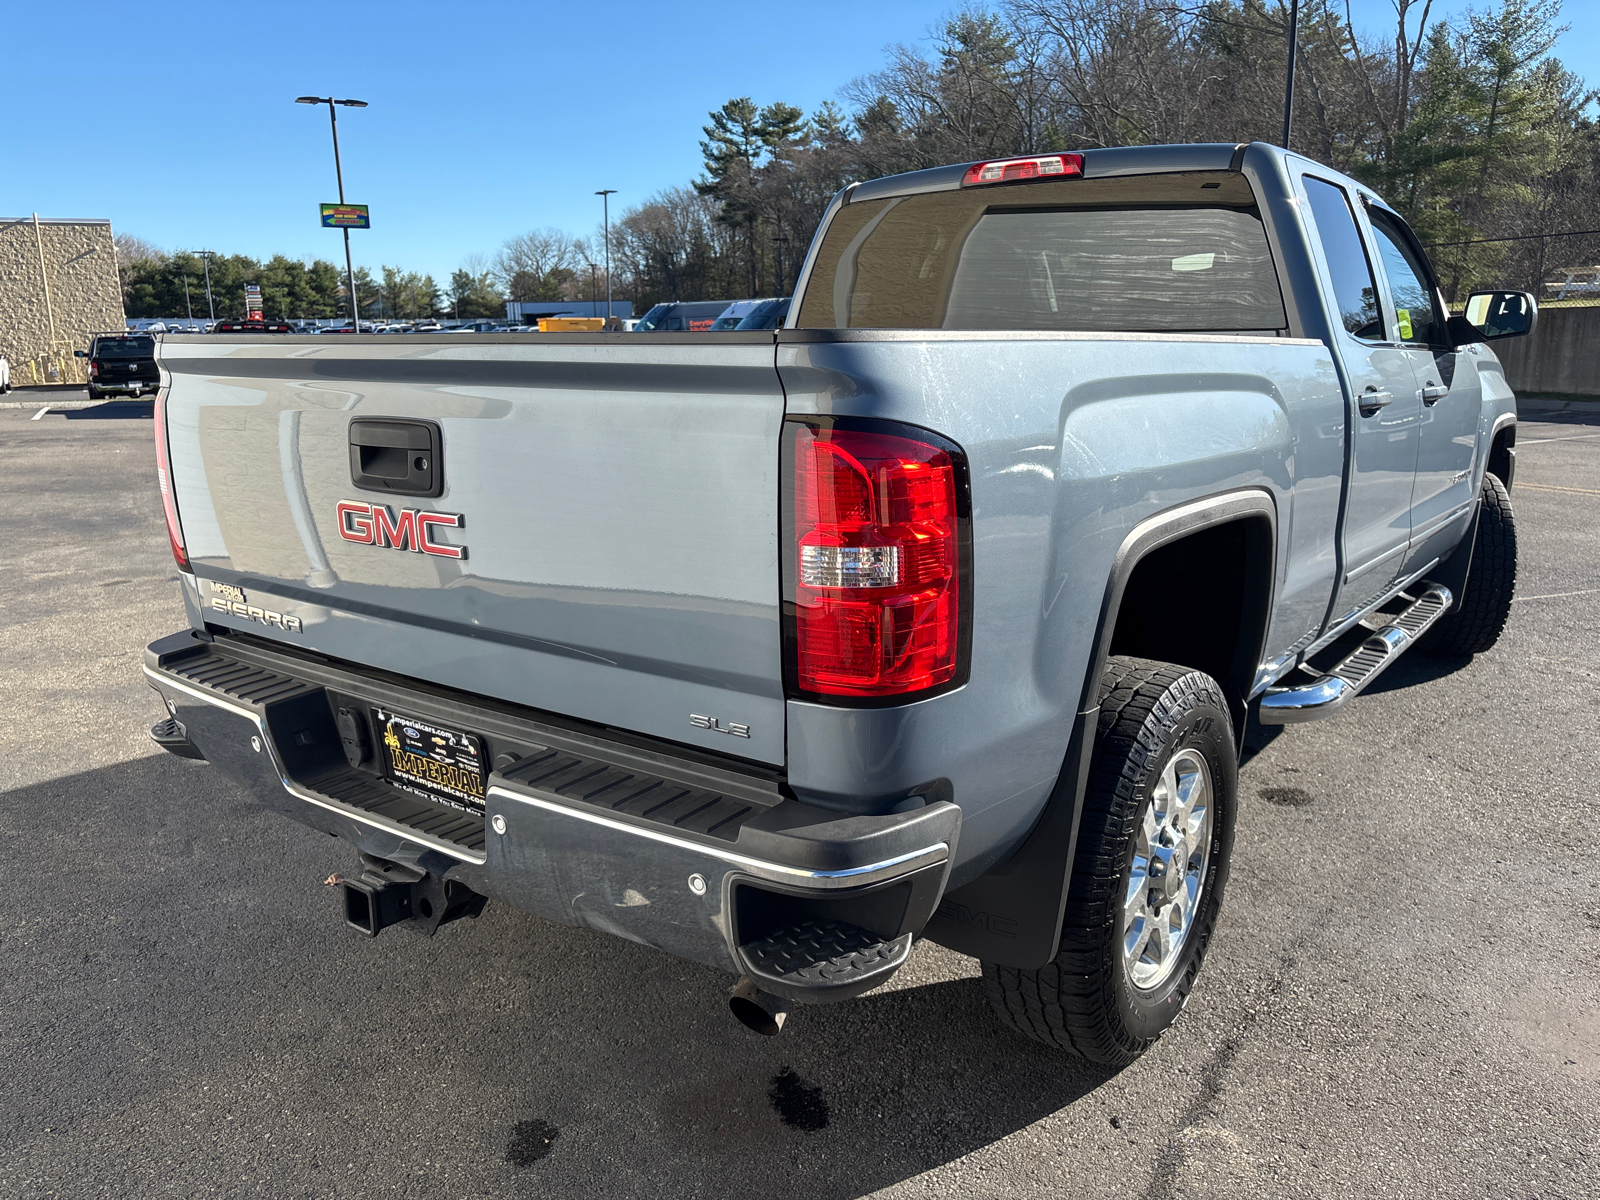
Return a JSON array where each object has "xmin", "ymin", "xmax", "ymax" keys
[
  {"xmin": 937, "ymin": 901, "xmax": 1018, "ymax": 939},
  {"xmin": 337, "ymin": 501, "xmax": 467, "ymax": 560}
]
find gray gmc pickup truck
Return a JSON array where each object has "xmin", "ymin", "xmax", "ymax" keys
[{"xmin": 143, "ymin": 143, "xmax": 1533, "ymax": 1064}]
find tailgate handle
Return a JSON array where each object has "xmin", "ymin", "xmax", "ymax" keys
[{"xmin": 348, "ymin": 418, "xmax": 443, "ymax": 498}]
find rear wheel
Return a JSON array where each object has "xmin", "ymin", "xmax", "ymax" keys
[
  {"xmin": 1423, "ymin": 472, "xmax": 1516, "ymax": 656},
  {"xmin": 982, "ymin": 657, "xmax": 1237, "ymax": 1066}
]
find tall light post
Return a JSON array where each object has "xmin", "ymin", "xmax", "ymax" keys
[
  {"xmin": 199, "ymin": 251, "xmax": 217, "ymax": 322},
  {"xmin": 1281, "ymin": 0, "xmax": 1300, "ymax": 149},
  {"xmin": 183, "ymin": 275, "xmax": 193, "ymax": 321},
  {"xmin": 296, "ymin": 95, "xmax": 368, "ymax": 329},
  {"xmin": 595, "ymin": 189, "xmax": 616, "ymax": 320}
]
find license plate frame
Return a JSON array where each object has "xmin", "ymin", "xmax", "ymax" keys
[{"xmin": 373, "ymin": 707, "xmax": 487, "ymax": 813}]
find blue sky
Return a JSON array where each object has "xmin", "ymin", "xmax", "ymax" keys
[{"xmin": 3, "ymin": 0, "xmax": 1594, "ymax": 286}]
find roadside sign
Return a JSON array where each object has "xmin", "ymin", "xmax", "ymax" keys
[
  {"xmin": 244, "ymin": 283, "xmax": 263, "ymax": 320},
  {"xmin": 321, "ymin": 203, "xmax": 370, "ymax": 229}
]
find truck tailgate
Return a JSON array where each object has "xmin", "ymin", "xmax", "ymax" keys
[{"xmin": 158, "ymin": 336, "xmax": 787, "ymax": 765}]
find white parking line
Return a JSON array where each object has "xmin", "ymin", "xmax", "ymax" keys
[
  {"xmin": 1518, "ymin": 432, "xmax": 1600, "ymax": 445},
  {"xmin": 29, "ymin": 406, "xmax": 51, "ymax": 420},
  {"xmin": 1512, "ymin": 588, "xmax": 1600, "ymax": 604}
]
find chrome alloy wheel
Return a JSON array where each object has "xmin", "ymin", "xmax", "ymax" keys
[{"xmin": 1123, "ymin": 748, "xmax": 1213, "ymax": 990}]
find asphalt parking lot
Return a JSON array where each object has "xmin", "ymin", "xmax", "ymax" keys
[{"xmin": 2, "ymin": 399, "xmax": 1596, "ymax": 1199}]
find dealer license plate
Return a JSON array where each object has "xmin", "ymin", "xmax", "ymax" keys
[{"xmin": 374, "ymin": 708, "xmax": 486, "ymax": 813}]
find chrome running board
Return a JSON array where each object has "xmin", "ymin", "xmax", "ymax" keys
[{"xmin": 1258, "ymin": 584, "xmax": 1453, "ymax": 725}]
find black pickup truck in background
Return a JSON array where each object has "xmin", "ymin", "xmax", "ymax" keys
[{"xmin": 76, "ymin": 333, "xmax": 159, "ymax": 399}]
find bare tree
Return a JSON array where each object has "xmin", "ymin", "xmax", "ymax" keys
[
  {"xmin": 495, "ymin": 229, "xmax": 584, "ymax": 298},
  {"xmin": 114, "ymin": 233, "xmax": 165, "ymax": 269}
]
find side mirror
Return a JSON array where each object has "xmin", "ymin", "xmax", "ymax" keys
[
  {"xmin": 73, "ymin": 349, "xmax": 86, "ymax": 357},
  {"xmin": 1449, "ymin": 289, "xmax": 1537, "ymax": 344}
]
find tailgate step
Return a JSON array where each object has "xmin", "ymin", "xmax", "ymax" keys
[
  {"xmin": 1259, "ymin": 584, "xmax": 1453, "ymax": 725},
  {"xmin": 739, "ymin": 919, "xmax": 913, "ymax": 990},
  {"xmin": 150, "ymin": 717, "xmax": 205, "ymax": 761}
]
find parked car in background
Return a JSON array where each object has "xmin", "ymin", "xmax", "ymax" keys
[
  {"xmin": 733, "ymin": 297, "xmax": 792, "ymax": 330},
  {"xmin": 633, "ymin": 300, "xmax": 735, "ymax": 331},
  {"xmin": 75, "ymin": 332, "xmax": 159, "ymax": 399},
  {"xmin": 708, "ymin": 299, "xmax": 776, "ymax": 330},
  {"xmin": 211, "ymin": 321, "xmax": 294, "ymax": 334},
  {"xmin": 0, "ymin": 352, "xmax": 9, "ymax": 393}
]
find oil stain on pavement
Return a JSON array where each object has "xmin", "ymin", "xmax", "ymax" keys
[
  {"xmin": 505, "ymin": 1118, "xmax": 560, "ymax": 1166},
  {"xmin": 767, "ymin": 1066, "xmax": 829, "ymax": 1132},
  {"xmin": 1258, "ymin": 785, "xmax": 1313, "ymax": 807}
]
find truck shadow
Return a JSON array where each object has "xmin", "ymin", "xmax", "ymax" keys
[
  {"xmin": 1244, "ymin": 647, "xmax": 1476, "ymax": 762},
  {"xmin": 62, "ymin": 401, "xmax": 154, "ymax": 420},
  {"xmin": 1357, "ymin": 647, "xmax": 1474, "ymax": 697},
  {"xmin": 3, "ymin": 753, "xmax": 1121, "ymax": 1199}
]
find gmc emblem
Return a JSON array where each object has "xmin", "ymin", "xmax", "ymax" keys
[{"xmin": 337, "ymin": 501, "xmax": 467, "ymax": 560}]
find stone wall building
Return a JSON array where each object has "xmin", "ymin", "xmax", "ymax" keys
[{"xmin": 0, "ymin": 216, "xmax": 125, "ymax": 386}]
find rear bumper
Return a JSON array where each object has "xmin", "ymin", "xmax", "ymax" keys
[{"xmin": 144, "ymin": 630, "xmax": 958, "ymax": 1002}]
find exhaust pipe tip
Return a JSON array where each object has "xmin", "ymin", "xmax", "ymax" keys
[{"xmin": 729, "ymin": 976, "xmax": 790, "ymax": 1036}]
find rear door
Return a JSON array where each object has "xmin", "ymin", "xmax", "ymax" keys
[
  {"xmin": 1364, "ymin": 209, "xmax": 1482, "ymax": 578},
  {"xmin": 1298, "ymin": 173, "xmax": 1422, "ymax": 625},
  {"xmin": 158, "ymin": 335, "xmax": 789, "ymax": 764}
]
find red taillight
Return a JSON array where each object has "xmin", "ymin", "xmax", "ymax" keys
[
  {"xmin": 89, "ymin": 360, "xmax": 99, "ymax": 379},
  {"xmin": 152, "ymin": 388, "xmax": 192, "ymax": 572},
  {"xmin": 961, "ymin": 153, "xmax": 1083, "ymax": 187},
  {"xmin": 786, "ymin": 421, "xmax": 966, "ymax": 699}
]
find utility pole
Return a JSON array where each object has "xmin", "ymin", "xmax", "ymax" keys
[
  {"xmin": 199, "ymin": 251, "xmax": 216, "ymax": 322},
  {"xmin": 184, "ymin": 275, "xmax": 193, "ymax": 321},
  {"xmin": 596, "ymin": 189, "xmax": 616, "ymax": 320},
  {"xmin": 1282, "ymin": 0, "xmax": 1300, "ymax": 150},
  {"xmin": 297, "ymin": 95, "xmax": 368, "ymax": 329},
  {"xmin": 589, "ymin": 262, "xmax": 598, "ymax": 311}
]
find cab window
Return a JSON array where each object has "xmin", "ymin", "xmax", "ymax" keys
[
  {"xmin": 794, "ymin": 170, "xmax": 1285, "ymax": 331},
  {"xmin": 1301, "ymin": 176, "xmax": 1383, "ymax": 342},
  {"xmin": 1368, "ymin": 213, "xmax": 1441, "ymax": 345}
]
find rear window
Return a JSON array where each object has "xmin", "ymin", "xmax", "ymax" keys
[
  {"xmin": 796, "ymin": 171, "xmax": 1286, "ymax": 333},
  {"xmin": 94, "ymin": 336, "xmax": 155, "ymax": 357}
]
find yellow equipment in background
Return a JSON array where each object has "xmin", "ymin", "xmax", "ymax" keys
[{"xmin": 537, "ymin": 317, "xmax": 606, "ymax": 332}]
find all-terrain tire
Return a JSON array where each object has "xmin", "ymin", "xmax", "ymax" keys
[
  {"xmin": 86, "ymin": 385, "xmax": 103, "ymax": 400},
  {"xmin": 982, "ymin": 657, "xmax": 1237, "ymax": 1066},
  {"xmin": 1423, "ymin": 472, "xmax": 1517, "ymax": 656}
]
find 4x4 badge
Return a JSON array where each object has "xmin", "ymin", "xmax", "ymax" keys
[{"xmin": 336, "ymin": 501, "xmax": 467, "ymax": 560}]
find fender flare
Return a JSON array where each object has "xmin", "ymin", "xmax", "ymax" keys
[
  {"xmin": 922, "ymin": 488, "xmax": 1277, "ymax": 969},
  {"xmin": 1488, "ymin": 412, "xmax": 1517, "ymax": 490}
]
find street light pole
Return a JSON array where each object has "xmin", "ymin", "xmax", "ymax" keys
[
  {"xmin": 200, "ymin": 251, "xmax": 216, "ymax": 322},
  {"xmin": 596, "ymin": 189, "xmax": 616, "ymax": 321},
  {"xmin": 1281, "ymin": 0, "xmax": 1300, "ymax": 150},
  {"xmin": 297, "ymin": 95, "xmax": 368, "ymax": 329},
  {"xmin": 184, "ymin": 275, "xmax": 193, "ymax": 321}
]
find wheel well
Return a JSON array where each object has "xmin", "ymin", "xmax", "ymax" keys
[
  {"xmin": 1488, "ymin": 423, "xmax": 1516, "ymax": 488},
  {"xmin": 1106, "ymin": 516, "xmax": 1273, "ymax": 738}
]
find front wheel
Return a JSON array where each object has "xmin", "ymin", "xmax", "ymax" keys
[{"xmin": 982, "ymin": 657, "xmax": 1238, "ymax": 1066}]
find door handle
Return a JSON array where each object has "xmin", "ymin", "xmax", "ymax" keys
[
  {"xmin": 1358, "ymin": 387, "xmax": 1393, "ymax": 416},
  {"xmin": 1421, "ymin": 382, "xmax": 1450, "ymax": 405}
]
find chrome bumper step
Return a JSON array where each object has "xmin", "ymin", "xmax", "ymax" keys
[{"xmin": 1258, "ymin": 584, "xmax": 1452, "ymax": 725}]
